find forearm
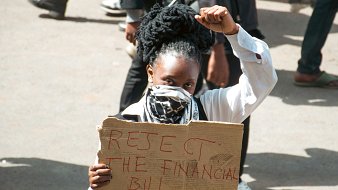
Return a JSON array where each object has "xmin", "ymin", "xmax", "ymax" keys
[
  {"xmin": 225, "ymin": 25, "xmax": 277, "ymax": 93},
  {"xmin": 225, "ymin": 25, "xmax": 278, "ymax": 122}
]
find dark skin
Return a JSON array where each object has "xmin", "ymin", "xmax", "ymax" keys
[
  {"xmin": 88, "ymin": 5, "xmax": 239, "ymax": 189},
  {"xmin": 88, "ymin": 164, "xmax": 111, "ymax": 189},
  {"xmin": 147, "ymin": 55, "xmax": 200, "ymax": 94}
]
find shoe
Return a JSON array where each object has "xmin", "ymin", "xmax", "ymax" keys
[
  {"xmin": 294, "ymin": 71, "xmax": 338, "ymax": 89},
  {"xmin": 28, "ymin": 0, "xmax": 67, "ymax": 20},
  {"xmin": 125, "ymin": 43, "xmax": 137, "ymax": 59},
  {"xmin": 290, "ymin": 3, "xmax": 308, "ymax": 13},
  {"xmin": 118, "ymin": 21, "xmax": 126, "ymax": 32},
  {"xmin": 248, "ymin": 29, "xmax": 265, "ymax": 40},
  {"xmin": 238, "ymin": 181, "xmax": 252, "ymax": 190},
  {"xmin": 289, "ymin": 0, "xmax": 315, "ymax": 12},
  {"xmin": 100, "ymin": 0, "xmax": 126, "ymax": 16}
]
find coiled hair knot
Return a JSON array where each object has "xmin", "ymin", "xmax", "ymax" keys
[{"xmin": 136, "ymin": 3, "xmax": 214, "ymax": 65}]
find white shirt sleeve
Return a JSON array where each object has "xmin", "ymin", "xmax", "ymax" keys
[
  {"xmin": 125, "ymin": 9, "xmax": 144, "ymax": 23},
  {"xmin": 200, "ymin": 25, "xmax": 278, "ymax": 123}
]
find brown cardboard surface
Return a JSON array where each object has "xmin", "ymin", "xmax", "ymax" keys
[{"xmin": 97, "ymin": 117, "xmax": 243, "ymax": 190}]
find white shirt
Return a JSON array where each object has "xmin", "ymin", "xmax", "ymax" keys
[{"xmin": 122, "ymin": 25, "xmax": 278, "ymax": 124}]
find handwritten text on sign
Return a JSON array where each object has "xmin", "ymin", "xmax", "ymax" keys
[{"xmin": 97, "ymin": 117, "xmax": 243, "ymax": 190}]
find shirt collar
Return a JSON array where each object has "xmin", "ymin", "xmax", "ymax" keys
[{"xmin": 121, "ymin": 95, "xmax": 146, "ymax": 117}]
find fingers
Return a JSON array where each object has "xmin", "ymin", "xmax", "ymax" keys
[
  {"xmin": 89, "ymin": 175, "xmax": 111, "ymax": 189},
  {"xmin": 125, "ymin": 32, "xmax": 136, "ymax": 44},
  {"xmin": 194, "ymin": 15, "xmax": 210, "ymax": 29},
  {"xmin": 125, "ymin": 22, "xmax": 139, "ymax": 44},
  {"xmin": 89, "ymin": 164, "xmax": 112, "ymax": 189},
  {"xmin": 196, "ymin": 5, "xmax": 237, "ymax": 34},
  {"xmin": 96, "ymin": 168, "xmax": 112, "ymax": 176},
  {"xmin": 204, "ymin": 6, "xmax": 222, "ymax": 23},
  {"xmin": 200, "ymin": 5, "xmax": 228, "ymax": 23},
  {"xmin": 89, "ymin": 164, "xmax": 107, "ymax": 172},
  {"xmin": 88, "ymin": 164, "xmax": 111, "ymax": 177},
  {"xmin": 90, "ymin": 180, "xmax": 110, "ymax": 189}
]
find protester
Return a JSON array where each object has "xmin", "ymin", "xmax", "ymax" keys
[
  {"xmin": 294, "ymin": 0, "xmax": 338, "ymax": 88},
  {"xmin": 88, "ymin": 3, "xmax": 277, "ymax": 189}
]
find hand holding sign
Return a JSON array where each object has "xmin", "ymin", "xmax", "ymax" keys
[{"xmin": 88, "ymin": 164, "xmax": 112, "ymax": 189}]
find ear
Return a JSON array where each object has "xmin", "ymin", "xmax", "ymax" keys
[{"xmin": 146, "ymin": 64, "xmax": 154, "ymax": 83}]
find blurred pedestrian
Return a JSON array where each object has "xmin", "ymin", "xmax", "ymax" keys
[
  {"xmin": 101, "ymin": 0, "xmax": 126, "ymax": 15},
  {"xmin": 237, "ymin": 0, "xmax": 265, "ymax": 39},
  {"xmin": 294, "ymin": 0, "xmax": 338, "ymax": 88},
  {"xmin": 28, "ymin": 0, "xmax": 68, "ymax": 19},
  {"xmin": 28, "ymin": 0, "xmax": 125, "ymax": 19}
]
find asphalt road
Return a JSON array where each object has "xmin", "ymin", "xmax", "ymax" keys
[{"xmin": 1, "ymin": 0, "xmax": 338, "ymax": 189}]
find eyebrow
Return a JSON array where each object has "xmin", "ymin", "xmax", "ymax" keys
[{"xmin": 163, "ymin": 75, "xmax": 197, "ymax": 82}]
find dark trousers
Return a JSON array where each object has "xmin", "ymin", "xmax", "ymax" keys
[
  {"xmin": 237, "ymin": 0, "xmax": 258, "ymax": 31},
  {"xmin": 119, "ymin": 54, "xmax": 148, "ymax": 112},
  {"xmin": 297, "ymin": 0, "xmax": 338, "ymax": 74}
]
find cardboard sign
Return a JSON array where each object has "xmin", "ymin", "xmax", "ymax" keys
[{"xmin": 97, "ymin": 117, "xmax": 243, "ymax": 190}]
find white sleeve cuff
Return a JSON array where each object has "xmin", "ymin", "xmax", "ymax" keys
[
  {"xmin": 224, "ymin": 24, "xmax": 268, "ymax": 64},
  {"xmin": 126, "ymin": 9, "xmax": 143, "ymax": 23}
]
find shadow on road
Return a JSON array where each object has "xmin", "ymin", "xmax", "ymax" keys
[
  {"xmin": 257, "ymin": 9, "xmax": 338, "ymax": 48},
  {"xmin": 270, "ymin": 69, "xmax": 338, "ymax": 106},
  {"xmin": 245, "ymin": 148, "xmax": 338, "ymax": 189},
  {"xmin": 39, "ymin": 13, "xmax": 124, "ymax": 25},
  {"xmin": 0, "ymin": 157, "xmax": 88, "ymax": 190},
  {"xmin": 2, "ymin": 149, "xmax": 338, "ymax": 190}
]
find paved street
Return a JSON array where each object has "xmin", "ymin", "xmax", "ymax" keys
[{"xmin": 1, "ymin": 0, "xmax": 337, "ymax": 189}]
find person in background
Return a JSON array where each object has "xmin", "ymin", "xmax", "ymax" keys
[
  {"xmin": 28, "ymin": 0, "xmax": 125, "ymax": 19},
  {"xmin": 100, "ymin": 0, "xmax": 126, "ymax": 15},
  {"xmin": 28, "ymin": 0, "xmax": 68, "ymax": 19},
  {"xmin": 198, "ymin": 0, "xmax": 265, "ymax": 40},
  {"xmin": 294, "ymin": 0, "xmax": 338, "ymax": 88},
  {"xmin": 88, "ymin": 3, "xmax": 277, "ymax": 190},
  {"xmin": 237, "ymin": 0, "xmax": 265, "ymax": 39}
]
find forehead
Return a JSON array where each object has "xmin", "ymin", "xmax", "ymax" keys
[
  {"xmin": 153, "ymin": 54, "xmax": 200, "ymax": 79},
  {"xmin": 154, "ymin": 54, "xmax": 199, "ymax": 69}
]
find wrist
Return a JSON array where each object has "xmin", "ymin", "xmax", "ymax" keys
[{"xmin": 223, "ymin": 24, "xmax": 239, "ymax": 35}]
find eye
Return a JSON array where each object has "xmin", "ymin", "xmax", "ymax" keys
[
  {"xmin": 184, "ymin": 83, "xmax": 193, "ymax": 88},
  {"xmin": 164, "ymin": 78, "xmax": 174, "ymax": 85}
]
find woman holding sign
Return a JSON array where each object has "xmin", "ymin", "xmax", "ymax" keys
[{"xmin": 88, "ymin": 3, "xmax": 277, "ymax": 189}]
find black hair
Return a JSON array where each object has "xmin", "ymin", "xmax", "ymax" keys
[{"xmin": 136, "ymin": 3, "xmax": 214, "ymax": 66}]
